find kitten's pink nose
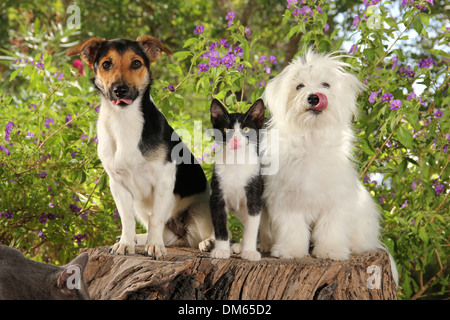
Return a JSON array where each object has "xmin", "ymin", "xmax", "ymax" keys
[{"xmin": 230, "ymin": 136, "xmax": 240, "ymax": 149}]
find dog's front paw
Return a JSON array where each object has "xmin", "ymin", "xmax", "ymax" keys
[
  {"xmin": 145, "ymin": 243, "xmax": 166, "ymax": 259},
  {"xmin": 312, "ymin": 245, "xmax": 350, "ymax": 261},
  {"xmin": 110, "ymin": 241, "xmax": 135, "ymax": 255},
  {"xmin": 241, "ymin": 250, "xmax": 261, "ymax": 261},
  {"xmin": 199, "ymin": 238, "xmax": 214, "ymax": 252},
  {"xmin": 210, "ymin": 248, "xmax": 230, "ymax": 259}
]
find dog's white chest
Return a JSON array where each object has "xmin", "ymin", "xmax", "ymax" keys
[{"xmin": 97, "ymin": 101, "xmax": 170, "ymax": 200}]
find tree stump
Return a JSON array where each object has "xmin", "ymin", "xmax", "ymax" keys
[{"xmin": 83, "ymin": 246, "xmax": 397, "ymax": 300}]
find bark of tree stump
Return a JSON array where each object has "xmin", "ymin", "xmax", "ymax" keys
[{"xmin": 82, "ymin": 246, "xmax": 397, "ymax": 300}]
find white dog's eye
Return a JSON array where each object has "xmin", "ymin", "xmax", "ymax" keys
[
  {"xmin": 296, "ymin": 84, "xmax": 305, "ymax": 90},
  {"xmin": 322, "ymin": 82, "xmax": 330, "ymax": 88}
]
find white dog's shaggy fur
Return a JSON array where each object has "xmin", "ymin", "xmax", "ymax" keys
[{"xmin": 262, "ymin": 49, "xmax": 398, "ymax": 282}]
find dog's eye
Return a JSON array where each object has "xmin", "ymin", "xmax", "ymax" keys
[
  {"xmin": 322, "ymin": 82, "xmax": 330, "ymax": 88},
  {"xmin": 131, "ymin": 60, "xmax": 142, "ymax": 69},
  {"xmin": 296, "ymin": 84, "xmax": 305, "ymax": 90},
  {"xmin": 102, "ymin": 61, "xmax": 112, "ymax": 70},
  {"xmin": 242, "ymin": 127, "xmax": 250, "ymax": 133}
]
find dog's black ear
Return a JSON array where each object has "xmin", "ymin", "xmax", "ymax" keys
[
  {"xmin": 137, "ymin": 36, "xmax": 173, "ymax": 63},
  {"xmin": 246, "ymin": 99, "xmax": 265, "ymax": 128},
  {"xmin": 66, "ymin": 38, "xmax": 105, "ymax": 67},
  {"xmin": 210, "ymin": 99, "xmax": 228, "ymax": 126}
]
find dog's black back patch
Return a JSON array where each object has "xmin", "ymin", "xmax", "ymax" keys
[{"xmin": 138, "ymin": 88, "xmax": 207, "ymax": 199}]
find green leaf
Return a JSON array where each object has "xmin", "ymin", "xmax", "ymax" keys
[
  {"xmin": 397, "ymin": 126, "xmax": 414, "ymax": 150},
  {"xmin": 418, "ymin": 227, "xmax": 429, "ymax": 246},
  {"xmin": 172, "ymin": 51, "xmax": 191, "ymax": 62}
]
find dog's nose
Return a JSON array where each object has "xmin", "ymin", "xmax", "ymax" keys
[
  {"xmin": 307, "ymin": 94, "xmax": 319, "ymax": 106},
  {"xmin": 113, "ymin": 85, "xmax": 129, "ymax": 98}
]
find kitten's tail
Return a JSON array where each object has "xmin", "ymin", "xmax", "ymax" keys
[{"xmin": 378, "ymin": 242, "xmax": 399, "ymax": 288}]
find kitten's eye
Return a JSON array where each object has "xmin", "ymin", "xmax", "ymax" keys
[
  {"xmin": 224, "ymin": 128, "xmax": 229, "ymax": 133},
  {"xmin": 296, "ymin": 84, "xmax": 305, "ymax": 90},
  {"xmin": 242, "ymin": 127, "xmax": 250, "ymax": 133},
  {"xmin": 131, "ymin": 60, "xmax": 142, "ymax": 69},
  {"xmin": 322, "ymin": 82, "xmax": 330, "ymax": 88}
]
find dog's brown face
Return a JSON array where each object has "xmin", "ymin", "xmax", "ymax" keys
[{"xmin": 67, "ymin": 36, "xmax": 172, "ymax": 106}]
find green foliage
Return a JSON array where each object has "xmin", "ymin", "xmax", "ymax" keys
[{"xmin": 0, "ymin": 0, "xmax": 448, "ymax": 299}]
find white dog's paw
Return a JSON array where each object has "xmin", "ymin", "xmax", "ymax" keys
[
  {"xmin": 312, "ymin": 245, "xmax": 350, "ymax": 261},
  {"xmin": 110, "ymin": 241, "xmax": 135, "ymax": 255},
  {"xmin": 241, "ymin": 250, "xmax": 261, "ymax": 262},
  {"xmin": 199, "ymin": 238, "xmax": 215, "ymax": 252},
  {"xmin": 210, "ymin": 248, "xmax": 231, "ymax": 259},
  {"xmin": 271, "ymin": 245, "xmax": 308, "ymax": 259},
  {"xmin": 145, "ymin": 243, "xmax": 167, "ymax": 259},
  {"xmin": 231, "ymin": 242, "xmax": 242, "ymax": 254}
]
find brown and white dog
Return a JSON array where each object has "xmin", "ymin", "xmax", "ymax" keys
[{"xmin": 67, "ymin": 37, "xmax": 214, "ymax": 258}]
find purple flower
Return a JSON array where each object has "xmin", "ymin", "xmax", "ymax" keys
[
  {"xmin": 381, "ymin": 92, "xmax": 393, "ymax": 102},
  {"xmin": 220, "ymin": 39, "xmax": 230, "ymax": 48},
  {"xmin": 73, "ymin": 233, "xmax": 87, "ymax": 244},
  {"xmin": 401, "ymin": 200, "xmax": 408, "ymax": 209},
  {"xmin": 398, "ymin": 65, "xmax": 415, "ymax": 78},
  {"xmin": 38, "ymin": 230, "xmax": 45, "ymax": 239},
  {"xmin": 435, "ymin": 184, "xmax": 444, "ymax": 196},
  {"xmin": 443, "ymin": 144, "xmax": 449, "ymax": 153},
  {"xmin": 258, "ymin": 55, "xmax": 266, "ymax": 64},
  {"xmin": 0, "ymin": 145, "xmax": 11, "ymax": 156},
  {"xmin": 39, "ymin": 214, "xmax": 47, "ymax": 224},
  {"xmin": 411, "ymin": 181, "xmax": 418, "ymax": 190},
  {"xmin": 71, "ymin": 151, "xmax": 78, "ymax": 158},
  {"xmin": 40, "ymin": 172, "xmax": 47, "ymax": 179},
  {"xmin": 369, "ymin": 91, "xmax": 378, "ymax": 103},
  {"xmin": 389, "ymin": 99, "xmax": 402, "ymax": 110},
  {"xmin": 269, "ymin": 55, "xmax": 278, "ymax": 65},
  {"xmin": 44, "ymin": 118, "xmax": 54, "ymax": 129},
  {"xmin": 197, "ymin": 63, "xmax": 209, "ymax": 74},
  {"xmin": 324, "ymin": 23, "xmax": 330, "ymax": 31},
  {"xmin": 194, "ymin": 26, "xmax": 204, "ymax": 34},
  {"xmin": 348, "ymin": 44, "xmax": 358, "ymax": 54},
  {"xmin": 226, "ymin": 11, "xmax": 236, "ymax": 21},
  {"xmin": 57, "ymin": 72, "xmax": 64, "ymax": 81},
  {"xmin": 244, "ymin": 27, "xmax": 251, "ymax": 36},
  {"xmin": 418, "ymin": 58, "xmax": 437, "ymax": 69},
  {"xmin": 286, "ymin": 0, "xmax": 298, "ymax": 9},
  {"xmin": 4, "ymin": 121, "xmax": 15, "ymax": 141},
  {"xmin": 407, "ymin": 91, "xmax": 416, "ymax": 101},
  {"xmin": 434, "ymin": 109, "xmax": 444, "ymax": 118},
  {"xmin": 29, "ymin": 104, "xmax": 37, "ymax": 110},
  {"xmin": 316, "ymin": 6, "xmax": 323, "ymax": 13},
  {"xmin": 353, "ymin": 16, "xmax": 361, "ymax": 26},
  {"xmin": 234, "ymin": 46, "xmax": 244, "ymax": 57},
  {"xmin": 168, "ymin": 85, "xmax": 175, "ymax": 92},
  {"xmin": 4, "ymin": 210, "xmax": 13, "ymax": 219},
  {"xmin": 70, "ymin": 204, "xmax": 82, "ymax": 213}
]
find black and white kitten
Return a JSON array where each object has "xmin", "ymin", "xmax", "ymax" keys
[{"xmin": 209, "ymin": 99, "xmax": 265, "ymax": 261}]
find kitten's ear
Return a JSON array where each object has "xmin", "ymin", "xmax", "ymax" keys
[
  {"xmin": 247, "ymin": 99, "xmax": 265, "ymax": 128},
  {"xmin": 210, "ymin": 99, "xmax": 228, "ymax": 125}
]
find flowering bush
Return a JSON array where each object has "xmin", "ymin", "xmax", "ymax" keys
[{"xmin": 0, "ymin": 0, "xmax": 448, "ymax": 299}]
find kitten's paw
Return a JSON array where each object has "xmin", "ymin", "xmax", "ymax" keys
[
  {"xmin": 241, "ymin": 250, "xmax": 261, "ymax": 261},
  {"xmin": 145, "ymin": 243, "xmax": 166, "ymax": 259},
  {"xmin": 110, "ymin": 241, "xmax": 135, "ymax": 255},
  {"xmin": 231, "ymin": 242, "xmax": 242, "ymax": 254},
  {"xmin": 199, "ymin": 238, "xmax": 215, "ymax": 252},
  {"xmin": 210, "ymin": 248, "xmax": 230, "ymax": 259}
]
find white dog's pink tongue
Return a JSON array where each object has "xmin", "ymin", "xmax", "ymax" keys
[
  {"xmin": 312, "ymin": 93, "xmax": 328, "ymax": 111},
  {"xmin": 112, "ymin": 99, "xmax": 133, "ymax": 105}
]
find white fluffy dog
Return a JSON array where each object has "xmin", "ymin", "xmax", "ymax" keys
[{"xmin": 262, "ymin": 49, "xmax": 397, "ymax": 282}]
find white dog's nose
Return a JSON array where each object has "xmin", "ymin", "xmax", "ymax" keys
[{"xmin": 307, "ymin": 94, "xmax": 319, "ymax": 106}]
